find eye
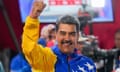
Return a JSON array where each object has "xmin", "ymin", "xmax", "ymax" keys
[
  {"xmin": 60, "ymin": 31, "xmax": 66, "ymax": 36},
  {"xmin": 70, "ymin": 32, "xmax": 76, "ymax": 36}
]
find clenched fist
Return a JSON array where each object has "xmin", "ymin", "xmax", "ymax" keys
[{"xmin": 29, "ymin": 0, "xmax": 46, "ymax": 19}]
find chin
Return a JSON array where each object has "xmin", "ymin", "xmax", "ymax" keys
[{"xmin": 63, "ymin": 50, "xmax": 73, "ymax": 54}]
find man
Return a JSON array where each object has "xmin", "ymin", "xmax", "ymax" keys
[
  {"xmin": 113, "ymin": 29, "xmax": 120, "ymax": 71},
  {"xmin": 46, "ymin": 24, "xmax": 56, "ymax": 47},
  {"xmin": 102, "ymin": 29, "xmax": 120, "ymax": 72},
  {"xmin": 22, "ymin": 0, "xmax": 96, "ymax": 72}
]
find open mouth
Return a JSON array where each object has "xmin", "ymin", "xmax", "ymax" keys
[
  {"xmin": 61, "ymin": 40, "xmax": 72, "ymax": 45},
  {"xmin": 63, "ymin": 43, "xmax": 70, "ymax": 46}
]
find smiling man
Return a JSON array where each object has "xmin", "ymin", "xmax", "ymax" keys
[{"xmin": 22, "ymin": 0, "xmax": 96, "ymax": 72}]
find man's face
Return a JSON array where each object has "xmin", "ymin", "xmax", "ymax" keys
[
  {"xmin": 56, "ymin": 23, "xmax": 79, "ymax": 54},
  {"xmin": 115, "ymin": 33, "xmax": 120, "ymax": 48}
]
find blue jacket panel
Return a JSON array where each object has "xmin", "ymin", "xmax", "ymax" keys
[
  {"xmin": 52, "ymin": 45, "xmax": 96, "ymax": 72},
  {"xmin": 10, "ymin": 53, "xmax": 31, "ymax": 72},
  {"xmin": 38, "ymin": 38, "xmax": 46, "ymax": 47}
]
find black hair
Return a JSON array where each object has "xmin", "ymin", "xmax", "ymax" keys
[{"xmin": 56, "ymin": 15, "xmax": 80, "ymax": 32}]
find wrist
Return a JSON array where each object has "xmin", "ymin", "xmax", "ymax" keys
[{"xmin": 29, "ymin": 13, "xmax": 38, "ymax": 19}]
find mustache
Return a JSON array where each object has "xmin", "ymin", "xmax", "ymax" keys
[{"xmin": 61, "ymin": 40, "xmax": 72, "ymax": 45}]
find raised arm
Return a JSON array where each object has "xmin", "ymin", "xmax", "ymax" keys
[
  {"xmin": 22, "ymin": 0, "xmax": 56, "ymax": 71},
  {"xmin": 22, "ymin": 0, "xmax": 46, "ymax": 54}
]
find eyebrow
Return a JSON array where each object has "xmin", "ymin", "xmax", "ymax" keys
[
  {"xmin": 69, "ymin": 32, "xmax": 76, "ymax": 34},
  {"xmin": 59, "ymin": 31, "xmax": 76, "ymax": 34}
]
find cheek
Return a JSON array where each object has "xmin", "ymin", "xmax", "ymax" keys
[
  {"xmin": 56, "ymin": 34, "xmax": 63, "ymax": 42},
  {"xmin": 72, "ymin": 36, "xmax": 78, "ymax": 42}
]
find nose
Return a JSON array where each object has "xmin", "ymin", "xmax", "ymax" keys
[{"xmin": 64, "ymin": 33, "xmax": 70, "ymax": 41}]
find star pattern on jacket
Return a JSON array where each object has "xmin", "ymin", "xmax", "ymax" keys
[
  {"xmin": 78, "ymin": 65, "xmax": 86, "ymax": 72},
  {"xmin": 85, "ymin": 62, "xmax": 94, "ymax": 70},
  {"xmin": 72, "ymin": 62, "xmax": 95, "ymax": 72}
]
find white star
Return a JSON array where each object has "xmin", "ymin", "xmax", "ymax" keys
[
  {"xmin": 72, "ymin": 69, "xmax": 75, "ymax": 72},
  {"xmin": 72, "ymin": 69, "xmax": 78, "ymax": 72},
  {"xmin": 78, "ymin": 65, "xmax": 86, "ymax": 72},
  {"xmin": 85, "ymin": 62, "xmax": 94, "ymax": 70}
]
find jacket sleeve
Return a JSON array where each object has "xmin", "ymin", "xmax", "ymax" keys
[{"xmin": 22, "ymin": 16, "xmax": 57, "ymax": 71}]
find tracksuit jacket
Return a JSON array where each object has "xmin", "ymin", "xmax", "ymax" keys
[{"xmin": 22, "ymin": 16, "xmax": 96, "ymax": 72}]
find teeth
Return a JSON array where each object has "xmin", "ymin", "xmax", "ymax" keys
[{"xmin": 64, "ymin": 43, "xmax": 70, "ymax": 45}]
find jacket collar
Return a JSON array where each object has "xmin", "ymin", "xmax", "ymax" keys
[{"xmin": 52, "ymin": 45, "xmax": 78, "ymax": 59}]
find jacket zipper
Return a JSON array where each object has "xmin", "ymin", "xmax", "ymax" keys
[{"xmin": 67, "ymin": 56, "xmax": 70, "ymax": 72}]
